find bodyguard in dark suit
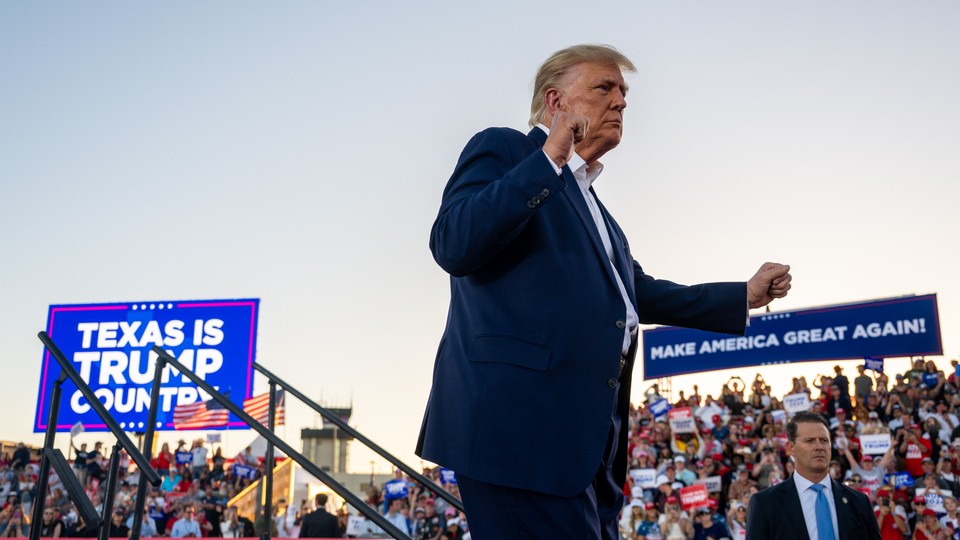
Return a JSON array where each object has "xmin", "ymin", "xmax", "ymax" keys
[
  {"xmin": 417, "ymin": 44, "xmax": 792, "ymax": 540},
  {"xmin": 747, "ymin": 412, "xmax": 881, "ymax": 540},
  {"xmin": 298, "ymin": 494, "xmax": 340, "ymax": 538}
]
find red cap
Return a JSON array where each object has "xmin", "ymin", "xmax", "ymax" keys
[
  {"xmin": 923, "ymin": 509, "xmax": 937, "ymax": 517},
  {"xmin": 712, "ymin": 453, "xmax": 724, "ymax": 462},
  {"xmin": 666, "ymin": 496, "xmax": 679, "ymax": 504},
  {"xmin": 707, "ymin": 498, "xmax": 718, "ymax": 509},
  {"xmin": 701, "ymin": 428, "xmax": 712, "ymax": 434},
  {"xmin": 877, "ymin": 488, "xmax": 891, "ymax": 497},
  {"xmin": 712, "ymin": 414, "xmax": 721, "ymax": 423},
  {"xmin": 862, "ymin": 455, "xmax": 874, "ymax": 462},
  {"xmin": 914, "ymin": 496, "xmax": 926, "ymax": 503},
  {"xmin": 644, "ymin": 501, "xmax": 656, "ymax": 510}
]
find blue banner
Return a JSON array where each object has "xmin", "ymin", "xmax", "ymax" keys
[
  {"xmin": 864, "ymin": 356, "xmax": 884, "ymax": 373},
  {"xmin": 175, "ymin": 451, "xmax": 193, "ymax": 465},
  {"xmin": 35, "ymin": 299, "xmax": 260, "ymax": 433},
  {"xmin": 648, "ymin": 397, "xmax": 672, "ymax": 418},
  {"xmin": 642, "ymin": 295, "xmax": 941, "ymax": 379}
]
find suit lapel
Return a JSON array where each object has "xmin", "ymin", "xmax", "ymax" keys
[
  {"xmin": 832, "ymin": 479, "xmax": 852, "ymax": 540},
  {"xmin": 593, "ymin": 190, "xmax": 637, "ymax": 309},
  {"xmin": 527, "ymin": 128, "xmax": 624, "ymax": 293},
  {"xmin": 781, "ymin": 476, "xmax": 812, "ymax": 540}
]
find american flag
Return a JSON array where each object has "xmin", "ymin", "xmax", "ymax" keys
[
  {"xmin": 172, "ymin": 397, "xmax": 230, "ymax": 430},
  {"xmin": 243, "ymin": 390, "xmax": 285, "ymax": 427}
]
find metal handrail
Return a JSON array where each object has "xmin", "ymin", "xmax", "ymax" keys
[
  {"xmin": 252, "ymin": 362, "xmax": 464, "ymax": 512},
  {"xmin": 151, "ymin": 346, "xmax": 413, "ymax": 540}
]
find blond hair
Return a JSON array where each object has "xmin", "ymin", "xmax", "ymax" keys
[{"xmin": 529, "ymin": 44, "xmax": 637, "ymax": 127}]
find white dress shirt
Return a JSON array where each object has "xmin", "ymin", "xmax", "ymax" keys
[
  {"xmin": 537, "ymin": 125, "xmax": 639, "ymax": 355},
  {"xmin": 793, "ymin": 473, "xmax": 840, "ymax": 540}
]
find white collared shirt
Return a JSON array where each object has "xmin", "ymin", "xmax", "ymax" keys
[
  {"xmin": 537, "ymin": 124, "xmax": 639, "ymax": 355},
  {"xmin": 792, "ymin": 473, "xmax": 840, "ymax": 540}
]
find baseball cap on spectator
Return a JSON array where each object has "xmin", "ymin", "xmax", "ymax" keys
[
  {"xmin": 696, "ymin": 507, "xmax": 711, "ymax": 515},
  {"xmin": 923, "ymin": 509, "xmax": 937, "ymax": 517},
  {"xmin": 914, "ymin": 496, "xmax": 926, "ymax": 503},
  {"xmin": 671, "ymin": 481, "xmax": 685, "ymax": 490},
  {"xmin": 644, "ymin": 501, "xmax": 656, "ymax": 510},
  {"xmin": 424, "ymin": 498, "xmax": 436, "ymax": 506},
  {"xmin": 862, "ymin": 455, "xmax": 873, "ymax": 462},
  {"xmin": 700, "ymin": 428, "xmax": 712, "ymax": 435},
  {"xmin": 877, "ymin": 488, "xmax": 891, "ymax": 498},
  {"xmin": 666, "ymin": 496, "xmax": 679, "ymax": 504},
  {"xmin": 445, "ymin": 508, "xmax": 457, "ymax": 517},
  {"xmin": 447, "ymin": 517, "xmax": 461, "ymax": 527},
  {"xmin": 868, "ymin": 411, "xmax": 879, "ymax": 419},
  {"xmin": 712, "ymin": 414, "xmax": 721, "ymax": 424},
  {"xmin": 674, "ymin": 456, "xmax": 686, "ymax": 464},
  {"xmin": 414, "ymin": 507, "xmax": 425, "ymax": 514},
  {"xmin": 922, "ymin": 457, "xmax": 934, "ymax": 464},
  {"xmin": 711, "ymin": 453, "xmax": 724, "ymax": 462}
]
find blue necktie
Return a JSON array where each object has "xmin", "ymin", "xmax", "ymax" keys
[{"xmin": 811, "ymin": 484, "xmax": 836, "ymax": 540}]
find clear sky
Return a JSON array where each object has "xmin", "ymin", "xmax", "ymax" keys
[{"xmin": 2, "ymin": 2, "xmax": 958, "ymax": 475}]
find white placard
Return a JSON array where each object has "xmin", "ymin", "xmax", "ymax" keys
[
  {"xmin": 917, "ymin": 488, "xmax": 953, "ymax": 514},
  {"xmin": 669, "ymin": 407, "xmax": 696, "ymax": 434},
  {"xmin": 346, "ymin": 516, "xmax": 364, "ymax": 536},
  {"xmin": 695, "ymin": 475, "xmax": 723, "ymax": 493},
  {"xmin": 860, "ymin": 434, "xmax": 892, "ymax": 455},
  {"xmin": 771, "ymin": 410, "xmax": 787, "ymax": 424},
  {"xmin": 629, "ymin": 468, "xmax": 658, "ymax": 489},
  {"xmin": 783, "ymin": 393, "xmax": 811, "ymax": 414}
]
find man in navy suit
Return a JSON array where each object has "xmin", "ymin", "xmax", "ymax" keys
[
  {"xmin": 416, "ymin": 44, "xmax": 792, "ymax": 539},
  {"xmin": 746, "ymin": 412, "xmax": 881, "ymax": 540}
]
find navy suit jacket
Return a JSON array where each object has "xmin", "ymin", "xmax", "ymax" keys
[
  {"xmin": 416, "ymin": 126, "xmax": 747, "ymax": 497},
  {"xmin": 746, "ymin": 475, "xmax": 881, "ymax": 540}
]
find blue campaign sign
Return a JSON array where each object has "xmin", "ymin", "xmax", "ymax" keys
[
  {"xmin": 175, "ymin": 451, "xmax": 193, "ymax": 465},
  {"xmin": 885, "ymin": 472, "xmax": 915, "ymax": 488},
  {"xmin": 35, "ymin": 299, "xmax": 260, "ymax": 433},
  {"xmin": 643, "ymin": 295, "xmax": 941, "ymax": 379},
  {"xmin": 383, "ymin": 478, "xmax": 409, "ymax": 499},
  {"xmin": 648, "ymin": 397, "xmax": 672, "ymax": 418},
  {"xmin": 233, "ymin": 464, "xmax": 258, "ymax": 480},
  {"xmin": 440, "ymin": 468, "xmax": 457, "ymax": 485}
]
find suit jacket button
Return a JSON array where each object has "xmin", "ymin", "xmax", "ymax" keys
[
  {"xmin": 608, "ymin": 378, "xmax": 618, "ymax": 388},
  {"xmin": 615, "ymin": 320, "xmax": 626, "ymax": 329},
  {"xmin": 527, "ymin": 200, "xmax": 537, "ymax": 208},
  {"xmin": 541, "ymin": 188, "xmax": 550, "ymax": 197}
]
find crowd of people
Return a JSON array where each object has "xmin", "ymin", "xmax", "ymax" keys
[
  {"xmin": 616, "ymin": 358, "xmax": 960, "ymax": 540},
  {"xmin": 5, "ymin": 357, "xmax": 960, "ymax": 539},
  {"xmin": 0, "ymin": 434, "xmax": 469, "ymax": 539}
]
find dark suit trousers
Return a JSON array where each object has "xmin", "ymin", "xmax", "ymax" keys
[{"xmin": 457, "ymin": 381, "xmax": 625, "ymax": 540}]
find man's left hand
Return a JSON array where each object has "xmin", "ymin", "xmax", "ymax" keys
[{"xmin": 747, "ymin": 262, "xmax": 792, "ymax": 309}]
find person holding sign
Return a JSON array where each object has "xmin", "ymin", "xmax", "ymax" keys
[
  {"xmin": 417, "ymin": 43, "xmax": 793, "ymax": 540},
  {"xmin": 839, "ymin": 441, "xmax": 893, "ymax": 499},
  {"xmin": 746, "ymin": 412, "xmax": 880, "ymax": 540}
]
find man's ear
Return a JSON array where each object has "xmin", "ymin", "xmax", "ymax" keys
[{"xmin": 544, "ymin": 87, "xmax": 563, "ymax": 117}]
